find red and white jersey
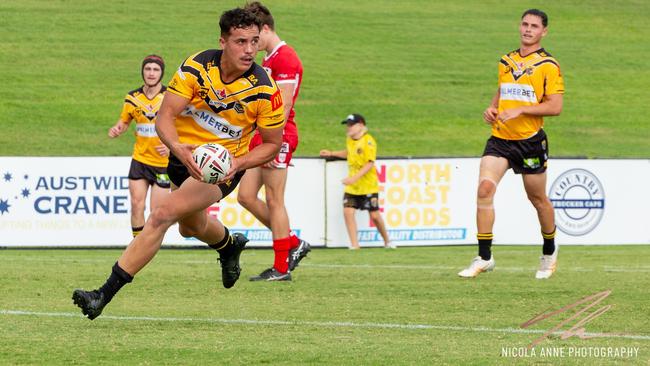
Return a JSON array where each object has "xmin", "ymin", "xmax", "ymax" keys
[{"xmin": 262, "ymin": 41, "xmax": 303, "ymax": 136}]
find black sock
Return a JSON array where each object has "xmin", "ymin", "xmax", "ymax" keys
[
  {"xmin": 132, "ymin": 226, "xmax": 144, "ymax": 238},
  {"xmin": 208, "ymin": 227, "xmax": 233, "ymax": 254},
  {"xmin": 542, "ymin": 227, "xmax": 556, "ymax": 255},
  {"xmin": 98, "ymin": 262, "xmax": 133, "ymax": 303},
  {"xmin": 477, "ymin": 233, "xmax": 493, "ymax": 260}
]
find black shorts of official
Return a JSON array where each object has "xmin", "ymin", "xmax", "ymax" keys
[
  {"xmin": 482, "ymin": 129, "xmax": 549, "ymax": 174},
  {"xmin": 167, "ymin": 154, "xmax": 244, "ymax": 198},
  {"xmin": 128, "ymin": 159, "xmax": 171, "ymax": 188},
  {"xmin": 343, "ymin": 193, "xmax": 380, "ymax": 211}
]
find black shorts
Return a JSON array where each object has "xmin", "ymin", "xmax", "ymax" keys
[
  {"xmin": 343, "ymin": 193, "xmax": 380, "ymax": 211},
  {"xmin": 128, "ymin": 159, "xmax": 170, "ymax": 188},
  {"xmin": 167, "ymin": 154, "xmax": 244, "ymax": 198},
  {"xmin": 482, "ymin": 129, "xmax": 549, "ymax": 174}
]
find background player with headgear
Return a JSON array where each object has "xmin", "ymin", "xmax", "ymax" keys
[{"xmin": 108, "ymin": 55, "xmax": 170, "ymax": 238}]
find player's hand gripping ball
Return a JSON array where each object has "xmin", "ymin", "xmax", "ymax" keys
[{"xmin": 192, "ymin": 143, "xmax": 232, "ymax": 184}]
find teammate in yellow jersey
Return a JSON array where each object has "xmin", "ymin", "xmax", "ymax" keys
[
  {"xmin": 458, "ymin": 9, "xmax": 564, "ymax": 279},
  {"xmin": 320, "ymin": 114, "xmax": 393, "ymax": 250},
  {"xmin": 108, "ymin": 55, "xmax": 170, "ymax": 238},
  {"xmin": 73, "ymin": 7, "xmax": 285, "ymax": 320}
]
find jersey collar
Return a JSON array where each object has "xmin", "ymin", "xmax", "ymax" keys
[{"xmin": 264, "ymin": 41, "xmax": 286, "ymax": 61}]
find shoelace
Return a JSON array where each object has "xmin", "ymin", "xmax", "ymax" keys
[
  {"xmin": 539, "ymin": 256, "xmax": 554, "ymax": 270},
  {"xmin": 217, "ymin": 257, "xmax": 240, "ymax": 271},
  {"xmin": 470, "ymin": 257, "xmax": 492, "ymax": 269},
  {"xmin": 291, "ymin": 244, "xmax": 306, "ymax": 259},
  {"xmin": 470, "ymin": 257, "xmax": 483, "ymax": 269}
]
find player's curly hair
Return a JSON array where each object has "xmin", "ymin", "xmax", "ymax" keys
[
  {"xmin": 244, "ymin": 2, "xmax": 275, "ymax": 30},
  {"xmin": 219, "ymin": 7, "xmax": 262, "ymax": 36}
]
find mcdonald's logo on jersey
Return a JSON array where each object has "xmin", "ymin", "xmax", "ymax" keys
[{"xmin": 271, "ymin": 90, "xmax": 283, "ymax": 111}]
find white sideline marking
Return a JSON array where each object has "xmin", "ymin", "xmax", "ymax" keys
[
  {"xmin": 2, "ymin": 309, "xmax": 649, "ymax": 341},
  {"xmin": 4, "ymin": 256, "xmax": 650, "ymax": 272},
  {"xmin": 302, "ymin": 264, "xmax": 650, "ymax": 273}
]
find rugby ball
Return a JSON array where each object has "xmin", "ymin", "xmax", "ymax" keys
[{"xmin": 192, "ymin": 143, "xmax": 232, "ymax": 184}]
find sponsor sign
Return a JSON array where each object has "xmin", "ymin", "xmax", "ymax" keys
[
  {"xmin": 549, "ymin": 168, "xmax": 605, "ymax": 236},
  {"xmin": 326, "ymin": 158, "xmax": 649, "ymax": 247},
  {"xmin": 0, "ymin": 157, "xmax": 324, "ymax": 247},
  {"xmin": 491, "ymin": 159, "xmax": 648, "ymax": 245},
  {"xmin": 180, "ymin": 105, "xmax": 243, "ymax": 139},
  {"xmin": 325, "ymin": 159, "xmax": 474, "ymax": 247},
  {"xmin": 0, "ymin": 157, "xmax": 648, "ymax": 247},
  {"xmin": 500, "ymin": 83, "xmax": 537, "ymax": 103},
  {"xmin": 135, "ymin": 124, "xmax": 158, "ymax": 137},
  {"xmin": 0, "ymin": 157, "xmax": 133, "ymax": 246}
]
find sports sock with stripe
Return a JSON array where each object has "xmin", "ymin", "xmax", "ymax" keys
[
  {"xmin": 542, "ymin": 227, "xmax": 556, "ymax": 255},
  {"xmin": 477, "ymin": 233, "xmax": 493, "ymax": 260}
]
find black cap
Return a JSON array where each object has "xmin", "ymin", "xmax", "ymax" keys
[{"xmin": 341, "ymin": 113, "xmax": 365, "ymax": 126}]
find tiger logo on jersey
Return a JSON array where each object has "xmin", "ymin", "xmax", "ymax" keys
[{"xmin": 198, "ymin": 87, "xmax": 209, "ymax": 99}]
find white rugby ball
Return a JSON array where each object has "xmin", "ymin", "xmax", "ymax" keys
[{"xmin": 192, "ymin": 143, "xmax": 232, "ymax": 184}]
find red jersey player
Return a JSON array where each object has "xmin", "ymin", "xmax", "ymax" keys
[{"xmin": 238, "ymin": 2, "xmax": 310, "ymax": 281}]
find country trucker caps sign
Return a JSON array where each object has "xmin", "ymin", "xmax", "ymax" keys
[{"xmin": 549, "ymin": 168, "xmax": 605, "ymax": 236}]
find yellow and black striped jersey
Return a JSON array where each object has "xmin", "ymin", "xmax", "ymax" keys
[
  {"xmin": 345, "ymin": 132, "xmax": 379, "ymax": 195},
  {"xmin": 495, "ymin": 48, "xmax": 564, "ymax": 140},
  {"xmin": 119, "ymin": 86, "xmax": 168, "ymax": 167},
  {"xmin": 167, "ymin": 49, "xmax": 285, "ymax": 157}
]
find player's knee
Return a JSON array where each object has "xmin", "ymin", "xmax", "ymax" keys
[
  {"xmin": 178, "ymin": 223, "xmax": 201, "ymax": 238},
  {"xmin": 527, "ymin": 193, "xmax": 549, "ymax": 209},
  {"xmin": 148, "ymin": 204, "xmax": 176, "ymax": 230},
  {"xmin": 477, "ymin": 179, "xmax": 497, "ymax": 201},
  {"xmin": 265, "ymin": 193, "xmax": 284, "ymax": 211},
  {"xmin": 236, "ymin": 191, "xmax": 254, "ymax": 209},
  {"xmin": 178, "ymin": 216, "xmax": 208, "ymax": 238},
  {"xmin": 130, "ymin": 197, "xmax": 146, "ymax": 213}
]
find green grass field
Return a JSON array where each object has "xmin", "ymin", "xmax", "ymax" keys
[
  {"xmin": 1, "ymin": 1, "xmax": 649, "ymax": 364},
  {"xmin": 1, "ymin": 246, "xmax": 649, "ymax": 365},
  {"xmin": 1, "ymin": 0, "xmax": 649, "ymax": 158}
]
